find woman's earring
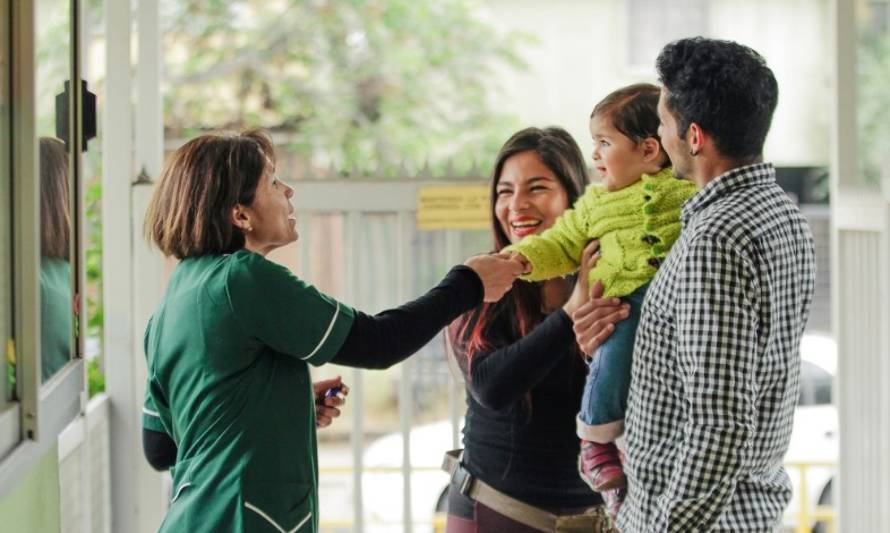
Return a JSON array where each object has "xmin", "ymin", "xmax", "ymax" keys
[{"xmin": 246, "ymin": 226, "xmax": 253, "ymax": 232}]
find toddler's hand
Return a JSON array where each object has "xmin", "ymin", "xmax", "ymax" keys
[
  {"xmin": 498, "ymin": 251, "xmax": 532, "ymax": 275},
  {"xmin": 464, "ymin": 254, "xmax": 524, "ymax": 302}
]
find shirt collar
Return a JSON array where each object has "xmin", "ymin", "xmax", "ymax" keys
[{"xmin": 681, "ymin": 162, "xmax": 776, "ymax": 224}]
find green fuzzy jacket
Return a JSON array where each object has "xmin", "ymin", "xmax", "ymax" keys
[{"xmin": 504, "ymin": 168, "xmax": 698, "ymax": 298}]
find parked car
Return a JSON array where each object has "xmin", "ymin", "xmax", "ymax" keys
[
  {"xmin": 362, "ymin": 334, "xmax": 838, "ymax": 533},
  {"xmin": 783, "ymin": 333, "xmax": 838, "ymax": 532},
  {"xmin": 361, "ymin": 420, "xmax": 455, "ymax": 533}
]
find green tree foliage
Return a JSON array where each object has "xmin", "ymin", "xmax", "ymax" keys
[
  {"xmin": 162, "ymin": 0, "xmax": 530, "ymax": 177},
  {"xmin": 859, "ymin": 27, "xmax": 890, "ymax": 187}
]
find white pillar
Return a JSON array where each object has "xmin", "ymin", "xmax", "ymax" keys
[
  {"xmin": 136, "ymin": 0, "xmax": 162, "ymax": 179},
  {"xmin": 102, "ymin": 1, "xmax": 135, "ymax": 531},
  {"xmin": 132, "ymin": 1, "xmax": 167, "ymax": 529},
  {"xmin": 831, "ymin": 0, "xmax": 890, "ymax": 531},
  {"xmin": 130, "ymin": 182, "xmax": 166, "ymax": 532}
]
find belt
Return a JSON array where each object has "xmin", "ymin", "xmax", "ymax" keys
[{"xmin": 441, "ymin": 449, "xmax": 614, "ymax": 533}]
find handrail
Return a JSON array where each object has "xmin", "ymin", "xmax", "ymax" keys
[
  {"xmin": 784, "ymin": 461, "xmax": 837, "ymax": 533},
  {"xmin": 317, "ymin": 461, "xmax": 838, "ymax": 533}
]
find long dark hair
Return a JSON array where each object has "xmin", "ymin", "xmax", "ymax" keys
[{"xmin": 450, "ymin": 127, "xmax": 588, "ymax": 374}]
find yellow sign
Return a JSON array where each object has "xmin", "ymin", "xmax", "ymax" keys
[{"xmin": 416, "ymin": 186, "xmax": 490, "ymax": 230}]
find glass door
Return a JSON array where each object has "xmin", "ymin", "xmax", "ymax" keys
[
  {"xmin": 35, "ymin": 0, "xmax": 74, "ymax": 384},
  {"xmin": 1, "ymin": 0, "xmax": 11, "ymax": 406}
]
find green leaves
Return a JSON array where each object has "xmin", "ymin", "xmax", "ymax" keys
[
  {"xmin": 859, "ymin": 31, "xmax": 890, "ymax": 187},
  {"xmin": 162, "ymin": 0, "xmax": 529, "ymax": 178}
]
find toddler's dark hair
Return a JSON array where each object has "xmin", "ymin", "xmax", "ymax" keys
[
  {"xmin": 592, "ymin": 83, "xmax": 662, "ymax": 144},
  {"xmin": 591, "ymin": 82, "xmax": 668, "ymax": 167}
]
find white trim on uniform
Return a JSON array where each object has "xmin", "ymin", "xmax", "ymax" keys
[
  {"xmin": 244, "ymin": 502, "xmax": 311, "ymax": 533},
  {"xmin": 302, "ymin": 301, "xmax": 340, "ymax": 360},
  {"xmin": 142, "ymin": 407, "xmax": 160, "ymax": 417},
  {"xmin": 171, "ymin": 483, "xmax": 192, "ymax": 503}
]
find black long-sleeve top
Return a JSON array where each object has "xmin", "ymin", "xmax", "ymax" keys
[
  {"xmin": 143, "ymin": 265, "xmax": 483, "ymax": 470},
  {"xmin": 452, "ymin": 302, "xmax": 604, "ymax": 509}
]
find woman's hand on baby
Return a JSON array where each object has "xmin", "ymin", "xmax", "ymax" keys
[
  {"xmin": 464, "ymin": 254, "xmax": 524, "ymax": 302},
  {"xmin": 563, "ymin": 240, "xmax": 600, "ymax": 316},
  {"xmin": 314, "ymin": 376, "xmax": 349, "ymax": 428}
]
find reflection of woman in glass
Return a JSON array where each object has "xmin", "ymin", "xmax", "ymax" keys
[{"xmin": 39, "ymin": 137, "xmax": 72, "ymax": 382}]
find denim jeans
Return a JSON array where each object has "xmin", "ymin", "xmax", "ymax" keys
[{"xmin": 578, "ymin": 282, "xmax": 649, "ymax": 428}]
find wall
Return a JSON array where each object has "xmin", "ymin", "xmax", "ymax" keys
[
  {"xmin": 0, "ymin": 445, "xmax": 61, "ymax": 533},
  {"xmin": 483, "ymin": 0, "xmax": 831, "ymax": 167}
]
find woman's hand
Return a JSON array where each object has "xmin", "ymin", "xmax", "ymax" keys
[
  {"xmin": 571, "ymin": 283, "xmax": 629, "ymax": 356},
  {"xmin": 562, "ymin": 240, "xmax": 600, "ymax": 316},
  {"xmin": 314, "ymin": 376, "xmax": 349, "ymax": 428},
  {"xmin": 464, "ymin": 254, "xmax": 525, "ymax": 302}
]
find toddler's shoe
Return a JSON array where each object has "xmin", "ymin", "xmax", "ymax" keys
[{"xmin": 578, "ymin": 439, "xmax": 626, "ymax": 491}]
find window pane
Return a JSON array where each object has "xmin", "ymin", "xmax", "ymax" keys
[
  {"xmin": 36, "ymin": 0, "xmax": 73, "ymax": 383},
  {"xmin": 1, "ymin": 0, "xmax": 10, "ymax": 403}
]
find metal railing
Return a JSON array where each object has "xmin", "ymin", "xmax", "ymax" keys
[
  {"xmin": 319, "ymin": 461, "xmax": 838, "ymax": 533},
  {"xmin": 785, "ymin": 461, "xmax": 837, "ymax": 533}
]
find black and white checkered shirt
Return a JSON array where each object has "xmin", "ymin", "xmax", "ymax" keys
[{"xmin": 617, "ymin": 163, "xmax": 816, "ymax": 532}]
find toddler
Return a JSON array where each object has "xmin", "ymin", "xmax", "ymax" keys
[{"xmin": 504, "ymin": 83, "xmax": 697, "ymax": 514}]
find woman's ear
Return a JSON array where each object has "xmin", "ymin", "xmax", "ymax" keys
[{"xmin": 231, "ymin": 204, "xmax": 253, "ymax": 233}]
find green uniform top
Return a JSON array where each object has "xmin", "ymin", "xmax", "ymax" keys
[
  {"xmin": 142, "ymin": 249, "xmax": 355, "ymax": 533},
  {"xmin": 41, "ymin": 257, "xmax": 71, "ymax": 382},
  {"xmin": 504, "ymin": 168, "xmax": 697, "ymax": 298}
]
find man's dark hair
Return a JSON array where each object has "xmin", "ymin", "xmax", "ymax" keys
[{"xmin": 656, "ymin": 37, "xmax": 778, "ymax": 161}]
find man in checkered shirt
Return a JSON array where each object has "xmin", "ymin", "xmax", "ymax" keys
[{"xmin": 574, "ymin": 38, "xmax": 817, "ymax": 531}]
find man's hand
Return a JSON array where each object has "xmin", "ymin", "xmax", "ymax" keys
[
  {"xmin": 314, "ymin": 376, "xmax": 349, "ymax": 428},
  {"xmin": 571, "ymin": 281, "xmax": 629, "ymax": 356}
]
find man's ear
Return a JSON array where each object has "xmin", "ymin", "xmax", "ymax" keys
[
  {"xmin": 687, "ymin": 122, "xmax": 705, "ymax": 156},
  {"xmin": 641, "ymin": 137, "xmax": 662, "ymax": 163},
  {"xmin": 231, "ymin": 204, "xmax": 252, "ymax": 232}
]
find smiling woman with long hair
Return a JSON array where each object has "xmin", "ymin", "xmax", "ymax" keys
[{"xmin": 445, "ymin": 127, "xmax": 613, "ymax": 532}]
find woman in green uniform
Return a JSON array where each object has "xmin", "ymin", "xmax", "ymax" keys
[{"xmin": 140, "ymin": 130, "xmax": 523, "ymax": 533}]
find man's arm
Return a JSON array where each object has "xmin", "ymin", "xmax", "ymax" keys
[{"xmin": 649, "ymin": 237, "xmax": 759, "ymax": 532}]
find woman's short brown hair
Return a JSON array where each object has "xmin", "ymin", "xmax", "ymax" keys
[{"xmin": 145, "ymin": 130, "xmax": 275, "ymax": 259}]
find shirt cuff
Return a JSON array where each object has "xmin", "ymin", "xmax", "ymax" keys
[{"xmin": 142, "ymin": 408, "xmax": 167, "ymax": 433}]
